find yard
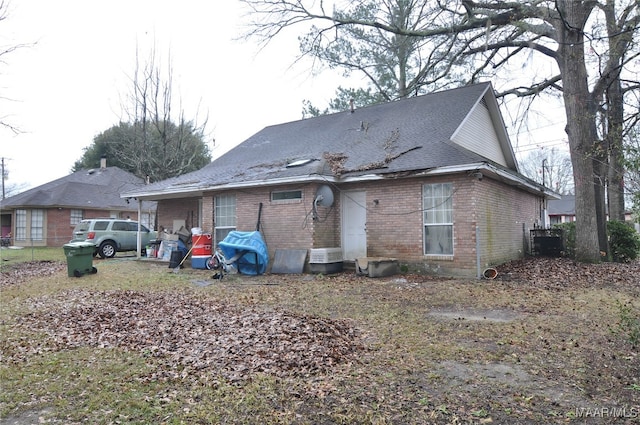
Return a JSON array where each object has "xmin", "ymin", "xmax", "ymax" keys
[{"xmin": 0, "ymin": 248, "xmax": 638, "ymax": 424}]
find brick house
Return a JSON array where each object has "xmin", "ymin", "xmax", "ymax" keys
[
  {"xmin": 548, "ymin": 194, "xmax": 639, "ymax": 232},
  {"xmin": 122, "ymin": 83, "xmax": 558, "ymax": 277},
  {"xmin": 0, "ymin": 159, "xmax": 156, "ymax": 247},
  {"xmin": 548, "ymin": 195, "xmax": 576, "ymax": 225}
]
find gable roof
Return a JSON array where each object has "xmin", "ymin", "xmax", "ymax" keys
[
  {"xmin": 548, "ymin": 195, "xmax": 576, "ymax": 216},
  {"xmin": 1, "ymin": 166, "xmax": 154, "ymax": 210},
  {"xmin": 123, "ymin": 82, "xmax": 556, "ymax": 200}
]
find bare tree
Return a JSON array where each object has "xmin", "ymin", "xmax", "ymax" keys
[
  {"xmin": 625, "ymin": 124, "xmax": 640, "ymax": 222},
  {"xmin": 240, "ymin": 0, "xmax": 640, "ymax": 262},
  {"xmin": 586, "ymin": 0, "xmax": 640, "ymax": 222},
  {"xmin": 1, "ymin": 1, "xmax": 37, "ymax": 198},
  {"xmin": 112, "ymin": 46, "xmax": 212, "ymax": 181},
  {"xmin": 518, "ymin": 148, "xmax": 574, "ymax": 195},
  {"xmin": 0, "ymin": 1, "xmax": 35, "ymax": 134}
]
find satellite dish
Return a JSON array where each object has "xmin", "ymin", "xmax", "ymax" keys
[{"xmin": 314, "ymin": 185, "xmax": 334, "ymax": 208}]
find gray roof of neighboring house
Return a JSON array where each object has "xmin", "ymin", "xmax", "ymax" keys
[
  {"xmin": 0, "ymin": 166, "xmax": 155, "ymax": 210},
  {"xmin": 548, "ymin": 195, "xmax": 575, "ymax": 215},
  {"xmin": 123, "ymin": 82, "xmax": 553, "ymax": 200}
]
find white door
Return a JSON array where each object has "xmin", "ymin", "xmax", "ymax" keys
[{"xmin": 341, "ymin": 191, "xmax": 367, "ymax": 260}]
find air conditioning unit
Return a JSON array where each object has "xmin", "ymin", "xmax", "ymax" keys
[
  {"xmin": 309, "ymin": 248, "xmax": 343, "ymax": 263},
  {"xmin": 309, "ymin": 248, "xmax": 343, "ymax": 274}
]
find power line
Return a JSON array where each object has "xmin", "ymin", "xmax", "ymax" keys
[
  {"xmin": 507, "ymin": 120, "xmax": 566, "ymax": 137},
  {"xmin": 514, "ymin": 140, "xmax": 570, "ymax": 154}
]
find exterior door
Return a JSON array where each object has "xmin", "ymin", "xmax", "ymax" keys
[{"xmin": 341, "ymin": 190, "xmax": 367, "ymax": 260}]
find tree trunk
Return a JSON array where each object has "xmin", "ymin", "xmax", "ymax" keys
[
  {"xmin": 606, "ymin": 78, "xmax": 626, "ymax": 222},
  {"xmin": 593, "ymin": 145, "xmax": 610, "ymax": 256},
  {"xmin": 555, "ymin": 0, "xmax": 602, "ymax": 262}
]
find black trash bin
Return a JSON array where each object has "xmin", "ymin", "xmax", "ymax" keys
[{"xmin": 168, "ymin": 250, "xmax": 184, "ymax": 269}]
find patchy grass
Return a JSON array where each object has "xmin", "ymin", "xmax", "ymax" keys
[
  {"xmin": 0, "ymin": 247, "xmax": 66, "ymax": 269},
  {"xmin": 1, "ymin": 255, "xmax": 639, "ymax": 424}
]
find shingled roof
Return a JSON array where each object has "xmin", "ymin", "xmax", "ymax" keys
[
  {"xmin": 123, "ymin": 82, "xmax": 553, "ymax": 200},
  {"xmin": 548, "ymin": 195, "xmax": 576, "ymax": 216},
  {"xmin": 1, "ymin": 166, "xmax": 152, "ymax": 210}
]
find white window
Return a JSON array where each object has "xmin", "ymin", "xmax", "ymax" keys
[
  {"xmin": 70, "ymin": 209, "xmax": 83, "ymax": 225},
  {"xmin": 423, "ymin": 183, "xmax": 453, "ymax": 256},
  {"xmin": 139, "ymin": 212, "xmax": 154, "ymax": 231},
  {"xmin": 214, "ymin": 194, "xmax": 236, "ymax": 246},
  {"xmin": 15, "ymin": 209, "xmax": 26, "ymax": 241},
  {"xmin": 31, "ymin": 209, "xmax": 44, "ymax": 241}
]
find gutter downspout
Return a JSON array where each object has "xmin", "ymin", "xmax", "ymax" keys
[{"xmin": 476, "ymin": 225, "xmax": 481, "ymax": 279}]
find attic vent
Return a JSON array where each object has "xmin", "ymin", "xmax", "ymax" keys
[
  {"xmin": 87, "ymin": 169, "xmax": 95, "ymax": 175},
  {"xmin": 286, "ymin": 159, "xmax": 314, "ymax": 168}
]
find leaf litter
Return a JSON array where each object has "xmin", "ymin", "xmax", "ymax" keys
[
  {"xmin": 2, "ymin": 257, "xmax": 639, "ymax": 424},
  {"xmin": 3, "ymin": 289, "xmax": 367, "ymax": 382},
  {"xmin": 0, "ymin": 261, "xmax": 66, "ymax": 287}
]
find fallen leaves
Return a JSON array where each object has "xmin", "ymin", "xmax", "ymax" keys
[
  {"xmin": 0, "ymin": 260, "xmax": 66, "ymax": 287},
  {"xmin": 495, "ymin": 257, "xmax": 640, "ymax": 291},
  {"xmin": 4, "ymin": 289, "xmax": 367, "ymax": 382},
  {"xmin": 2, "ymin": 258, "xmax": 639, "ymax": 423}
]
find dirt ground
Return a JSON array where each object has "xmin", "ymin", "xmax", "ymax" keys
[{"xmin": 1, "ymin": 256, "xmax": 639, "ymax": 424}]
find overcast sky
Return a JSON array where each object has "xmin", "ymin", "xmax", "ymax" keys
[
  {"xmin": 1, "ymin": 0, "xmax": 568, "ymax": 193},
  {"xmin": 1, "ymin": 0, "xmax": 349, "ymax": 191}
]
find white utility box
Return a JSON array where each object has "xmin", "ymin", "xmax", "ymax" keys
[{"xmin": 309, "ymin": 248, "xmax": 343, "ymax": 274}]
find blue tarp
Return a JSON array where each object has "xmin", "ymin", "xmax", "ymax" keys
[
  {"xmin": 218, "ymin": 231, "xmax": 269, "ymax": 275},
  {"xmin": 177, "ymin": 239, "xmax": 189, "ymax": 256}
]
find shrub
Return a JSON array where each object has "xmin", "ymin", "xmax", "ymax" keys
[
  {"xmin": 607, "ymin": 220, "xmax": 640, "ymax": 263},
  {"xmin": 552, "ymin": 221, "xmax": 640, "ymax": 263},
  {"xmin": 553, "ymin": 222, "xmax": 575, "ymax": 258}
]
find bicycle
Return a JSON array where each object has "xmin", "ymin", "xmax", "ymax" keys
[{"xmin": 205, "ymin": 247, "xmax": 229, "ymax": 279}]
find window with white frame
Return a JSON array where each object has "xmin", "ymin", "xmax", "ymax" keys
[
  {"xmin": 15, "ymin": 209, "xmax": 26, "ymax": 241},
  {"xmin": 423, "ymin": 183, "xmax": 453, "ymax": 255},
  {"xmin": 70, "ymin": 209, "xmax": 83, "ymax": 225},
  {"xmin": 30, "ymin": 209, "xmax": 44, "ymax": 241},
  {"xmin": 214, "ymin": 194, "xmax": 236, "ymax": 246},
  {"xmin": 271, "ymin": 190, "xmax": 302, "ymax": 202}
]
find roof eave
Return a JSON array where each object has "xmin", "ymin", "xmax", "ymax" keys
[
  {"xmin": 121, "ymin": 174, "xmax": 341, "ymax": 201},
  {"xmin": 123, "ymin": 162, "xmax": 560, "ymax": 201},
  {"xmin": 414, "ymin": 163, "xmax": 560, "ymax": 199}
]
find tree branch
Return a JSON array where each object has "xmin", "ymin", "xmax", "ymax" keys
[{"xmin": 496, "ymin": 75, "xmax": 563, "ymax": 97}]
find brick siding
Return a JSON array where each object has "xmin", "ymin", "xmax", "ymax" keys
[
  {"xmin": 7, "ymin": 208, "xmax": 142, "ymax": 247},
  {"xmin": 157, "ymin": 198, "xmax": 200, "ymax": 234},
  {"xmin": 154, "ymin": 175, "xmax": 543, "ymax": 277}
]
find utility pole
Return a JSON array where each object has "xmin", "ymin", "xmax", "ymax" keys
[
  {"xmin": 541, "ymin": 158, "xmax": 548, "ymax": 228},
  {"xmin": 1, "ymin": 157, "xmax": 5, "ymax": 200}
]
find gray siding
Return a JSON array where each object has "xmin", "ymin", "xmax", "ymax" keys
[{"xmin": 452, "ymin": 102, "xmax": 508, "ymax": 167}]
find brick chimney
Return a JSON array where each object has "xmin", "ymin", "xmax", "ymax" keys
[{"xmin": 100, "ymin": 156, "xmax": 107, "ymax": 169}]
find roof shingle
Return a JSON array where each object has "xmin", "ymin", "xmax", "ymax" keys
[
  {"xmin": 130, "ymin": 82, "xmax": 495, "ymax": 196},
  {"xmin": 1, "ymin": 167, "xmax": 152, "ymax": 210}
]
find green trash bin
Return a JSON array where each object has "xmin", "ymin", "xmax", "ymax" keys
[{"xmin": 63, "ymin": 242, "xmax": 98, "ymax": 277}]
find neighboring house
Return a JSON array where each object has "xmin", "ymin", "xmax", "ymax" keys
[
  {"xmin": 547, "ymin": 195, "xmax": 576, "ymax": 225},
  {"xmin": 122, "ymin": 82, "xmax": 559, "ymax": 277},
  {"xmin": 0, "ymin": 158, "xmax": 156, "ymax": 247},
  {"xmin": 548, "ymin": 194, "xmax": 639, "ymax": 231}
]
